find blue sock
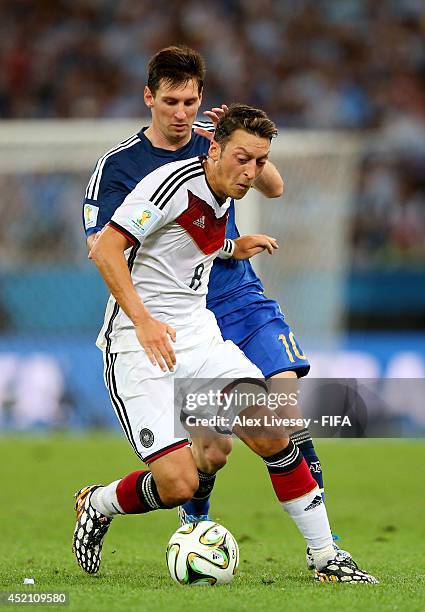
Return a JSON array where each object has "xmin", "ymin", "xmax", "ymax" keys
[
  {"xmin": 181, "ymin": 469, "xmax": 216, "ymax": 517},
  {"xmin": 290, "ymin": 429, "xmax": 325, "ymax": 501}
]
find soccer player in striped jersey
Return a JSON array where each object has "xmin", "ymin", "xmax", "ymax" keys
[
  {"xmin": 74, "ymin": 104, "xmax": 377, "ymax": 584},
  {"xmin": 81, "ymin": 46, "xmax": 350, "ymax": 569}
]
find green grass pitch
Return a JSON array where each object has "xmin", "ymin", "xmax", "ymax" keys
[{"xmin": 1, "ymin": 436, "xmax": 424, "ymax": 611}]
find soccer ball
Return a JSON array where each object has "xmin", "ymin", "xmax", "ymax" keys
[{"xmin": 166, "ymin": 521, "xmax": 239, "ymax": 586}]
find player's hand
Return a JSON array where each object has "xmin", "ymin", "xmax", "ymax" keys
[
  {"xmin": 194, "ymin": 104, "xmax": 228, "ymax": 140},
  {"xmin": 135, "ymin": 317, "xmax": 177, "ymax": 372},
  {"xmin": 232, "ymin": 234, "xmax": 279, "ymax": 260}
]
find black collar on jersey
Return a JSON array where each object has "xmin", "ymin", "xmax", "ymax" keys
[{"xmin": 199, "ymin": 154, "xmax": 227, "ymax": 206}]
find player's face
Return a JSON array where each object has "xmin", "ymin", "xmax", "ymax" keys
[
  {"xmin": 210, "ymin": 129, "xmax": 270, "ymax": 200},
  {"xmin": 144, "ymin": 79, "xmax": 202, "ymax": 145}
]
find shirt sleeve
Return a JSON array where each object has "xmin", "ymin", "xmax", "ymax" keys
[
  {"xmin": 82, "ymin": 158, "xmax": 131, "ymax": 237},
  {"xmin": 109, "ymin": 194, "xmax": 167, "ymax": 246}
]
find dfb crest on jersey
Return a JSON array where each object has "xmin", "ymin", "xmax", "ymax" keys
[{"xmin": 140, "ymin": 428, "xmax": 154, "ymax": 448}]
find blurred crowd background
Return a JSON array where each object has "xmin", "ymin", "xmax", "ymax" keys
[
  {"xmin": 1, "ymin": 0, "xmax": 424, "ymax": 276},
  {"xmin": 0, "ymin": 0, "xmax": 424, "ymax": 431},
  {"xmin": 1, "ymin": 0, "xmax": 424, "ymax": 129}
]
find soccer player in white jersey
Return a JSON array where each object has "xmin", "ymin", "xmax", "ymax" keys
[
  {"xmin": 82, "ymin": 48, "xmax": 354, "ymax": 572},
  {"xmin": 73, "ymin": 104, "xmax": 377, "ymax": 584}
]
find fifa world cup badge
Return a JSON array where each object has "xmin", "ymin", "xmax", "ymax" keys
[
  {"xmin": 131, "ymin": 207, "xmax": 160, "ymax": 236},
  {"xmin": 84, "ymin": 204, "xmax": 99, "ymax": 229}
]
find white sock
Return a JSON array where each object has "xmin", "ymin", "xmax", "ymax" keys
[
  {"xmin": 283, "ymin": 486, "xmax": 335, "ymax": 569},
  {"xmin": 90, "ymin": 480, "xmax": 124, "ymax": 518},
  {"xmin": 310, "ymin": 544, "xmax": 336, "ymax": 570}
]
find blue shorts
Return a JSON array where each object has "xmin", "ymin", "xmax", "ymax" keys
[{"xmin": 210, "ymin": 293, "xmax": 310, "ymax": 379}]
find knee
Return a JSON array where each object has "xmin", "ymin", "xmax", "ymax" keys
[
  {"xmin": 194, "ymin": 438, "xmax": 232, "ymax": 473},
  {"xmin": 207, "ymin": 449, "xmax": 229, "ymax": 472},
  {"xmin": 157, "ymin": 473, "xmax": 199, "ymax": 507},
  {"xmin": 249, "ymin": 437, "xmax": 290, "ymax": 458}
]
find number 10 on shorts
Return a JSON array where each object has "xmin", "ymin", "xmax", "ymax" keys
[{"xmin": 278, "ymin": 332, "xmax": 306, "ymax": 363}]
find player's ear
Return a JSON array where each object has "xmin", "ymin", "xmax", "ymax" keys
[
  {"xmin": 208, "ymin": 139, "xmax": 220, "ymax": 161},
  {"xmin": 144, "ymin": 86, "xmax": 154, "ymax": 108}
]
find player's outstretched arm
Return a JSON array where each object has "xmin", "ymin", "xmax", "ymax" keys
[
  {"xmin": 232, "ymin": 234, "xmax": 279, "ymax": 260},
  {"xmin": 90, "ymin": 227, "xmax": 176, "ymax": 372},
  {"xmin": 252, "ymin": 161, "xmax": 284, "ymax": 198}
]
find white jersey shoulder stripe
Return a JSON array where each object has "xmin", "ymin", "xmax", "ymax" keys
[
  {"xmin": 149, "ymin": 159, "xmax": 202, "ymax": 206},
  {"xmin": 193, "ymin": 120, "xmax": 215, "ymax": 132},
  {"xmin": 92, "ymin": 135, "xmax": 140, "ymax": 201},
  {"xmin": 86, "ymin": 134, "xmax": 140, "ymax": 200},
  {"xmin": 155, "ymin": 168, "xmax": 205, "ymax": 211},
  {"xmin": 85, "ymin": 133, "xmax": 137, "ymax": 199}
]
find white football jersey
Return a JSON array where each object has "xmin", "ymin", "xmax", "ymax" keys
[{"xmin": 96, "ymin": 156, "xmax": 230, "ymax": 352}]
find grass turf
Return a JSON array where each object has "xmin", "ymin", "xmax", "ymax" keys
[{"xmin": 0, "ymin": 436, "xmax": 424, "ymax": 611}]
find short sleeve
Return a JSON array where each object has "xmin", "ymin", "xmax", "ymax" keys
[
  {"xmin": 109, "ymin": 197, "xmax": 165, "ymax": 246},
  {"xmin": 82, "ymin": 158, "xmax": 131, "ymax": 236}
]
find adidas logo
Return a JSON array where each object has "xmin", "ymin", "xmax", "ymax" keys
[
  {"xmin": 193, "ymin": 215, "xmax": 205, "ymax": 229},
  {"xmin": 304, "ymin": 495, "xmax": 323, "ymax": 511}
]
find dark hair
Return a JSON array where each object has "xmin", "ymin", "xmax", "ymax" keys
[
  {"xmin": 214, "ymin": 104, "xmax": 278, "ymax": 146},
  {"xmin": 147, "ymin": 46, "xmax": 205, "ymax": 95}
]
